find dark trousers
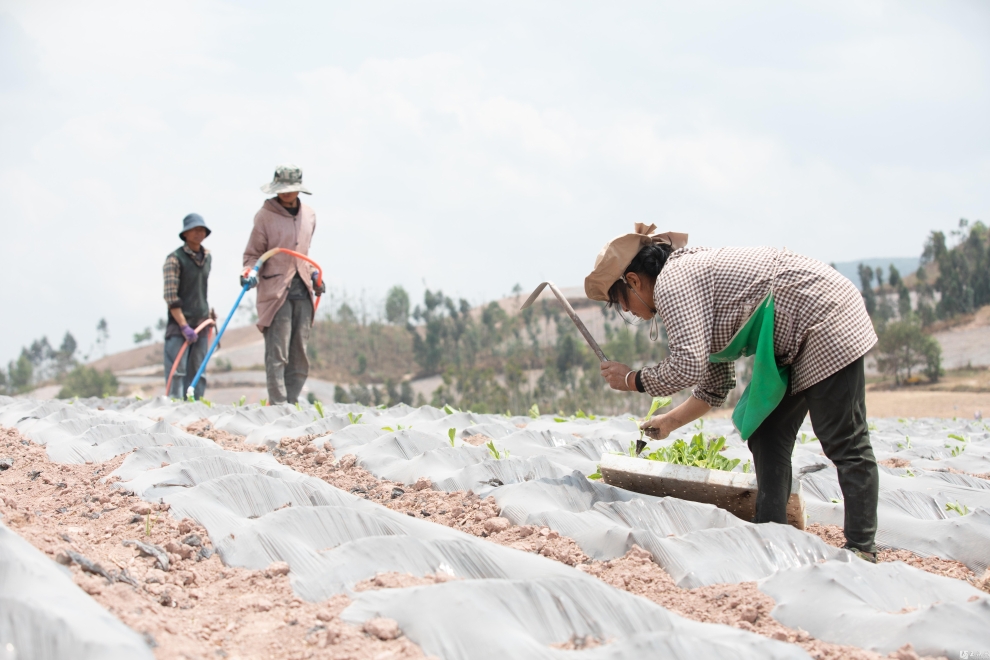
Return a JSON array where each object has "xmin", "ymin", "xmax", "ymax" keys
[
  {"xmin": 747, "ymin": 356, "xmax": 879, "ymax": 553},
  {"xmin": 263, "ymin": 297, "xmax": 313, "ymax": 404},
  {"xmin": 163, "ymin": 333, "xmax": 209, "ymax": 400}
]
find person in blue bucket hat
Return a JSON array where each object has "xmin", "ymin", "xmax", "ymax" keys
[{"xmin": 162, "ymin": 213, "xmax": 215, "ymax": 399}]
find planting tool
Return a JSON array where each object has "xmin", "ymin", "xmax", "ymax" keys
[
  {"xmin": 520, "ymin": 281, "xmax": 608, "ymax": 362},
  {"xmin": 599, "ymin": 453, "xmax": 806, "ymax": 529},
  {"xmin": 165, "ymin": 318, "xmax": 216, "ymax": 396},
  {"xmin": 185, "ymin": 248, "xmax": 324, "ymax": 400}
]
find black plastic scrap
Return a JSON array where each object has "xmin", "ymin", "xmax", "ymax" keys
[
  {"xmin": 65, "ymin": 549, "xmax": 114, "ymax": 582},
  {"xmin": 122, "ymin": 539, "xmax": 170, "ymax": 571}
]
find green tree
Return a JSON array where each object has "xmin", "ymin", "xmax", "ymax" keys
[
  {"xmin": 8, "ymin": 351, "xmax": 34, "ymax": 393},
  {"xmin": 856, "ymin": 264, "xmax": 876, "ymax": 316},
  {"xmin": 874, "ymin": 319, "xmax": 942, "ymax": 385},
  {"xmin": 385, "ymin": 286, "xmax": 410, "ymax": 325},
  {"xmin": 57, "ymin": 365, "xmax": 118, "ymax": 398}
]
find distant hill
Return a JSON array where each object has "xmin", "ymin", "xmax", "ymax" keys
[{"xmin": 830, "ymin": 257, "xmax": 921, "ymax": 291}]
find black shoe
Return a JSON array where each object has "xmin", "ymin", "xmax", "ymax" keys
[{"xmin": 843, "ymin": 545, "xmax": 877, "ymax": 563}]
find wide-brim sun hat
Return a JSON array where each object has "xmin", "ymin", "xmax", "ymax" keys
[
  {"xmin": 179, "ymin": 213, "xmax": 211, "ymax": 240},
  {"xmin": 584, "ymin": 223, "xmax": 688, "ymax": 302},
  {"xmin": 260, "ymin": 163, "xmax": 312, "ymax": 195}
]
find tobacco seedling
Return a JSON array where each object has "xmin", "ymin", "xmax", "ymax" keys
[
  {"xmin": 868, "ymin": 422, "xmax": 878, "ymax": 431},
  {"xmin": 897, "ymin": 437, "xmax": 912, "ymax": 450},
  {"xmin": 947, "ymin": 433, "xmax": 968, "ymax": 443},
  {"xmin": 741, "ymin": 460, "xmax": 752, "ymax": 474},
  {"xmin": 295, "ymin": 402, "xmax": 302, "ymax": 411},
  {"xmin": 830, "ymin": 498, "xmax": 842, "ymax": 504},
  {"xmin": 381, "ymin": 424, "xmax": 408, "ymax": 432},
  {"xmin": 528, "ymin": 404, "xmax": 540, "ymax": 419},
  {"xmin": 587, "ymin": 467, "xmax": 602, "ymax": 480},
  {"xmin": 260, "ymin": 398, "xmax": 268, "ymax": 406},
  {"xmin": 313, "ymin": 400, "xmax": 325, "ymax": 419},
  {"xmin": 634, "ymin": 397, "xmax": 672, "ymax": 450},
  {"xmin": 486, "ymin": 440, "xmax": 509, "ymax": 460},
  {"xmin": 901, "ymin": 468, "xmax": 916, "ymax": 478},
  {"xmin": 448, "ymin": 428, "xmax": 456, "ymax": 447},
  {"xmin": 949, "ymin": 445, "xmax": 966, "ymax": 457},
  {"xmin": 945, "ymin": 501, "xmax": 970, "ymax": 516},
  {"xmin": 347, "ymin": 412, "xmax": 363, "ymax": 425},
  {"xmin": 642, "ymin": 433, "xmax": 740, "ymax": 472},
  {"xmin": 798, "ymin": 433, "xmax": 818, "ymax": 445},
  {"xmin": 443, "ymin": 404, "xmax": 458, "ymax": 415},
  {"xmin": 237, "ymin": 395, "xmax": 246, "ymax": 407}
]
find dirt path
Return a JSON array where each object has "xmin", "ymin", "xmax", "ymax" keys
[
  {"xmin": 863, "ymin": 390, "xmax": 990, "ymax": 419},
  {"xmin": 186, "ymin": 422, "xmax": 953, "ymax": 660}
]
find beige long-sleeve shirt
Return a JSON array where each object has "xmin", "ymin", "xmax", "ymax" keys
[
  {"xmin": 242, "ymin": 198, "xmax": 317, "ymax": 330},
  {"xmin": 639, "ymin": 246, "xmax": 877, "ymax": 406}
]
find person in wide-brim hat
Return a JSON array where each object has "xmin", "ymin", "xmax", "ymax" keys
[
  {"xmin": 241, "ymin": 163, "xmax": 323, "ymax": 405},
  {"xmin": 163, "ymin": 213, "xmax": 214, "ymax": 400},
  {"xmin": 587, "ymin": 222, "xmax": 881, "ymax": 562}
]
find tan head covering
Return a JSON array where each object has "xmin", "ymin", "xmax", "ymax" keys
[{"xmin": 584, "ymin": 223, "xmax": 688, "ymax": 302}]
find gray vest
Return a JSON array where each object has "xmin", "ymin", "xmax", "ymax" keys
[{"xmin": 166, "ymin": 248, "xmax": 211, "ymax": 335}]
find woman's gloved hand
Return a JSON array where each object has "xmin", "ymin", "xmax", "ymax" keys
[
  {"xmin": 240, "ymin": 268, "xmax": 258, "ymax": 289},
  {"xmin": 311, "ymin": 271, "xmax": 326, "ymax": 296},
  {"xmin": 181, "ymin": 324, "xmax": 198, "ymax": 343}
]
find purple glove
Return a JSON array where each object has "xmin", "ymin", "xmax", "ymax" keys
[{"xmin": 181, "ymin": 324, "xmax": 198, "ymax": 343}]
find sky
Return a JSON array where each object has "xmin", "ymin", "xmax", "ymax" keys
[{"xmin": 1, "ymin": 0, "xmax": 988, "ymax": 364}]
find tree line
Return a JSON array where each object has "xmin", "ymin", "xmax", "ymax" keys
[{"xmin": 860, "ymin": 218, "xmax": 988, "ymax": 386}]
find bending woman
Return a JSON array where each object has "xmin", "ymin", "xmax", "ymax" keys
[{"xmin": 586, "ymin": 223, "xmax": 880, "ymax": 561}]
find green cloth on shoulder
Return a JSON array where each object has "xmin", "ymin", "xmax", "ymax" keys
[{"xmin": 709, "ymin": 293, "xmax": 789, "ymax": 440}]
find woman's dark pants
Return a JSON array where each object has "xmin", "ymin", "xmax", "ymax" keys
[{"xmin": 746, "ymin": 356, "xmax": 879, "ymax": 553}]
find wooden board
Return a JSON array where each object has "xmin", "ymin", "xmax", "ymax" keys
[{"xmin": 599, "ymin": 453, "xmax": 806, "ymax": 529}]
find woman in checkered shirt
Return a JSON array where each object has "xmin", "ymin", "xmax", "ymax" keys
[{"xmin": 586, "ymin": 224, "xmax": 880, "ymax": 561}]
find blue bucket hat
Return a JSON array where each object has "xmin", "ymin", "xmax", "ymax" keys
[{"xmin": 179, "ymin": 213, "xmax": 211, "ymax": 240}]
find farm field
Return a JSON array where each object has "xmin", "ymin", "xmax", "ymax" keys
[{"xmin": 1, "ymin": 395, "xmax": 988, "ymax": 659}]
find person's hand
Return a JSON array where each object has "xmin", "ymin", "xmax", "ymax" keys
[
  {"xmin": 641, "ymin": 413, "xmax": 673, "ymax": 440},
  {"xmin": 181, "ymin": 324, "xmax": 198, "ymax": 343},
  {"xmin": 240, "ymin": 269, "xmax": 258, "ymax": 290},
  {"xmin": 311, "ymin": 271, "xmax": 326, "ymax": 296},
  {"xmin": 601, "ymin": 361, "xmax": 635, "ymax": 391}
]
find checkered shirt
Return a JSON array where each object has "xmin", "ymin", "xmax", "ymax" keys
[
  {"xmin": 163, "ymin": 245, "xmax": 209, "ymax": 309},
  {"xmin": 639, "ymin": 246, "xmax": 877, "ymax": 407}
]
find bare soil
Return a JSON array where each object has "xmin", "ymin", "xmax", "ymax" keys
[
  {"xmin": 805, "ymin": 523, "xmax": 990, "ymax": 592},
  {"xmin": 0, "ymin": 426, "xmax": 430, "ymax": 660},
  {"xmin": 219, "ymin": 423, "xmax": 954, "ymax": 660}
]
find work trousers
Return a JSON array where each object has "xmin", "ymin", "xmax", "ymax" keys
[
  {"xmin": 163, "ymin": 333, "xmax": 209, "ymax": 400},
  {"xmin": 747, "ymin": 356, "xmax": 879, "ymax": 553},
  {"xmin": 263, "ymin": 297, "xmax": 313, "ymax": 404}
]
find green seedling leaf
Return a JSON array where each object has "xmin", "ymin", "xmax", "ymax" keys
[
  {"xmin": 486, "ymin": 440, "xmax": 502, "ymax": 460},
  {"xmin": 314, "ymin": 400, "xmax": 325, "ymax": 419},
  {"xmin": 443, "ymin": 404, "xmax": 457, "ymax": 415},
  {"xmin": 830, "ymin": 498, "xmax": 842, "ymax": 504},
  {"xmin": 945, "ymin": 501, "xmax": 970, "ymax": 516},
  {"xmin": 587, "ymin": 469, "xmax": 602, "ymax": 480},
  {"xmin": 868, "ymin": 422, "xmax": 878, "ymax": 431},
  {"xmin": 901, "ymin": 468, "xmax": 916, "ymax": 478},
  {"xmin": 448, "ymin": 428, "xmax": 456, "ymax": 447},
  {"xmin": 646, "ymin": 397, "xmax": 672, "ymax": 419},
  {"xmin": 381, "ymin": 426, "xmax": 395, "ymax": 432},
  {"xmin": 950, "ymin": 445, "xmax": 965, "ymax": 457},
  {"xmin": 641, "ymin": 432, "xmax": 740, "ymax": 472},
  {"xmin": 347, "ymin": 412, "xmax": 363, "ymax": 425},
  {"xmin": 553, "ymin": 417, "xmax": 568, "ymax": 423},
  {"xmin": 947, "ymin": 433, "xmax": 968, "ymax": 443},
  {"xmin": 897, "ymin": 437, "xmax": 912, "ymax": 450},
  {"xmin": 260, "ymin": 398, "xmax": 268, "ymax": 406},
  {"xmin": 237, "ymin": 395, "xmax": 247, "ymax": 407},
  {"xmin": 741, "ymin": 460, "xmax": 752, "ymax": 474},
  {"xmin": 528, "ymin": 403, "xmax": 540, "ymax": 419},
  {"xmin": 295, "ymin": 402, "xmax": 302, "ymax": 411}
]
